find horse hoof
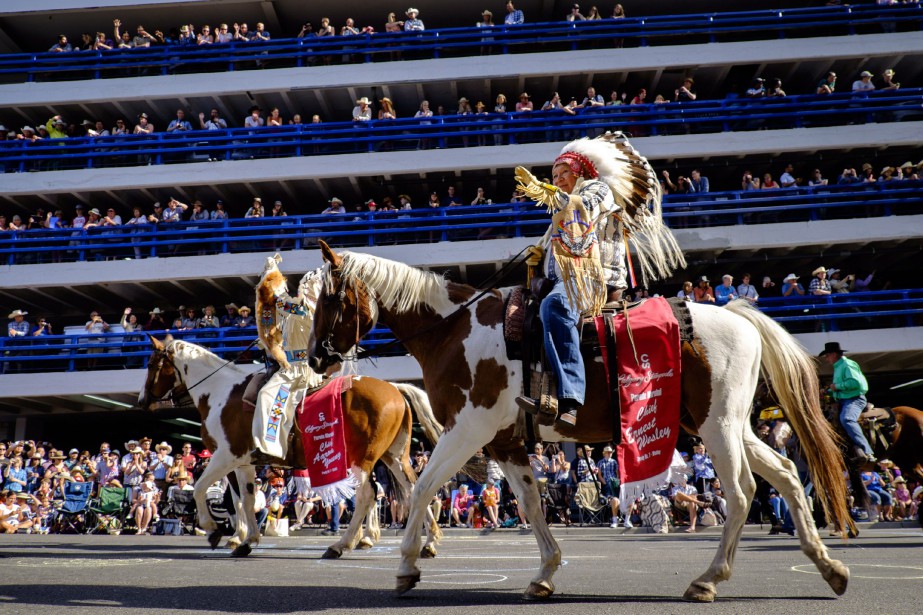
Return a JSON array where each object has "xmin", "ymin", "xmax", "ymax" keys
[
  {"xmin": 682, "ymin": 581, "xmax": 717, "ymax": 603},
  {"xmin": 321, "ymin": 547, "xmax": 342, "ymax": 560},
  {"xmin": 822, "ymin": 560, "xmax": 850, "ymax": 596},
  {"xmin": 231, "ymin": 543, "xmax": 252, "ymax": 558},
  {"xmin": 395, "ymin": 572, "xmax": 421, "ymax": 596},
  {"xmin": 522, "ymin": 580, "xmax": 555, "ymax": 601},
  {"xmin": 207, "ymin": 531, "xmax": 222, "ymax": 550},
  {"xmin": 419, "ymin": 544, "xmax": 437, "ymax": 559},
  {"xmin": 357, "ymin": 537, "xmax": 374, "ymax": 550}
]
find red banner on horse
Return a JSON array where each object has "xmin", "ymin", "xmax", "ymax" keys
[
  {"xmin": 611, "ymin": 298, "xmax": 685, "ymax": 510},
  {"xmin": 295, "ymin": 375, "xmax": 356, "ymax": 505}
]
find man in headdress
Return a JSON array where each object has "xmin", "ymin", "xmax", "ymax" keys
[{"xmin": 513, "ymin": 134, "xmax": 683, "ymax": 426}]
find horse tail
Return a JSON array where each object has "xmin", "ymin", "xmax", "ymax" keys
[
  {"xmin": 391, "ymin": 382, "xmax": 444, "ymax": 446},
  {"xmin": 724, "ymin": 300, "xmax": 855, "ymax": 536}
]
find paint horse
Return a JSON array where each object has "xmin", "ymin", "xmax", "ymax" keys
[
  {"xmin": 138, "ymin": 337, "xmax": 442, "ymax": 558},
  {"xmin": 309, "ymin": 241, "xmax": 853, "ymax": 602}
]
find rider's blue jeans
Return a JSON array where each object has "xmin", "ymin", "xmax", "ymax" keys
[
  {"xmin": 839, "ymin": 395, "xmax": 872, "ymax": 456},
  {"xmin": 540, "ymin": 280, "xmax": 585, "ymax": 405}
]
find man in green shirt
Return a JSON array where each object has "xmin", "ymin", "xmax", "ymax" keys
[{"xmin": 819, "ymin": 342, "xmax": 875, "ymax": 463}]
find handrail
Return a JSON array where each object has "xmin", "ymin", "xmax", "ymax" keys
[
  {"xmin": 1, "ymin": 89, "xmax": 920, "ymax": 172},
  {"xmin": 0, "ymin": 4, "xmax": 920, "ymax": 83},
  {"xmin": 2, "ymin": 181, "xmax": 921, "ymax": 265},
  {"xmin": 1, "ymin": 289, "xmax": 920, "ymax": 373}
]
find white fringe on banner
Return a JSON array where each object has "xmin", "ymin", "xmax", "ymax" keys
[
  {"xmin": 619, "ymin": 450, "xmax": 688, "ymax": 515},
  {"xmin": 313, "ymin": 473, "xmax": 359, "ymax": 508}
]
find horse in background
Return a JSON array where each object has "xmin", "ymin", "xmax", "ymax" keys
[
  {"xmin": 138, "ymin": 336, "xmax": 443, "ymax": 558},
  {"xmin": 309, "ymin": 241, "xmax": 853, "ymax": 602}
]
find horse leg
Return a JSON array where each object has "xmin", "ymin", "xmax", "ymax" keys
[
  {"xmin": 193, "ymin": 452, "xmax": 236, "ymax": 550},
  {"xmin": 383, "ymin": 447, "xmax": 441, "ymax": 558},
  {"xmin": 323, "ymin": 470, "xmax": 373, "ymax": 559},
  {"xmin": 230, "ymin": 465, "xmax": 260, "ymax": 557},
  {"xmin": 358, "ymin": 490, "xmax": 380, "ymax": 550},
  {"xmin": 684, "ymin": 416, "xmax": 755, "ymax": 602},
  {"xmin": 494, "ymin": 446, "xmax": 561, "ymax": 600},
  {"xmin": 396, "ymin": 424, "xmax": 490, "ymax": 596},
  {"xmin": 743, "ymin": 430, "xmax": 849, "ymax": 596}
]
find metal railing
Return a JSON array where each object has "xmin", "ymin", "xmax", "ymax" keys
[
  {"xmin": 0, "ymin": 4, "xmax": 919, "ymax": 83},
  {"xmin": 1, "ymin": 289, "xmax": 920, "ymax": 374},
  {"xmin": 1, "ymin": 181, "xmax": 920, "ymax": 266},
  {"xmin": 1, "ymin": 89, "xmax": 921, "ymax": 173}
]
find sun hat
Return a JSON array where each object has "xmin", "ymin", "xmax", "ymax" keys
[
  {"xmin": 783, "ymin": 273, "xmax": 799, "ymax": 282},
  {"xmin": 812, "ymin": 266, "xmax": 827, "ymax": 276}
]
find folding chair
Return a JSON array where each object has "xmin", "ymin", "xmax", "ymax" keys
[
  {"xmin": 163, "ymin": 490, "xmax": 198, "ymax": 535},
  {"xmin": 543, "ymin": 483, "xmax": 571, "ymax": 525},
  {"xmin": 573, "ymin": 481, "xmax": 608, "ymax": 526},
  {"xmin": 86, "ymin": 486, "xmax": 132, "ymax": 534},
  {"xmin": 53, "ymin": 481, "xmax": 94, "ymax": 534}
]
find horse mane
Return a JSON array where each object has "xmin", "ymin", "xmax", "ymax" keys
[
  {"xmin": 336, "ymin": 251, "xmax": 451, "ymax": 313},
  {"xmin": 170, "ymin": 339, "xmax": 242, "ymax": 372}
]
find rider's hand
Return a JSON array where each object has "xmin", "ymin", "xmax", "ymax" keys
[
  {"xmin": 514, "ymin": 166, "xmax": 558, "ymax": 203},
  {"xmin": 524, "ymin": 245, "xmax": 544, "ymax": 267}
]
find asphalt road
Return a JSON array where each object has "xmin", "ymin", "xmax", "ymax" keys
[{"xmin": 0, "ymin": 526, "xmax": 920, "ymax": 614}]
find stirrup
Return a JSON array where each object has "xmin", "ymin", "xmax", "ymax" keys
[
  {"xmin": 249, "ymin": 449, "xmax": 291, "ymax": 468},
  {"xmin": 556, "ymin": 409, "xmax": 578, "ymax": 427}
]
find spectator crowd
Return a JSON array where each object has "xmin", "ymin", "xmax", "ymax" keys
[{"xmin": 6, "ymin": 432, "xmax": 916, "ymax": 536}]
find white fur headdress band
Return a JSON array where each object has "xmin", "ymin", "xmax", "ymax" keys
[{"xmin": 558, "ymin": 132, "xmax": 686, "ymax": 284}]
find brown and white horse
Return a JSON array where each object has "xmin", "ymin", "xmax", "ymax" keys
[
  {"xmin": 138, "ymin": 337, "xmax": 442, "ymax": 558},
  {"xmin": 309, "ymin": 241, "xmax": 853, "ymax": 602}
]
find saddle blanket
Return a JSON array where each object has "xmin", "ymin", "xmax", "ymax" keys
[
  {"xmin": 601, "ymin": 297, "xmax": 686, "ymax": 512},
  {"xmin": 295, "ymin": 375, "xmax": 357, "ymax": 506}
]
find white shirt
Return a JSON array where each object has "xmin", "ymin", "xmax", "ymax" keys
[{"xmin": 254, "ymin": 489, "xmax": 267, "ymax": 513}]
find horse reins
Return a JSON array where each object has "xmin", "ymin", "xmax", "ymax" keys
[
  {"xmin": 149, "ymin": 337, "xmax": 261, "ymax": 409},
  {"xmin": 329, "ymin": 245, "xmax": 532, "ymax": 363}
]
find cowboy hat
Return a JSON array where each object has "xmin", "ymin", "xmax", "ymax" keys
[
  {"xmin": 238, "ymin": 305, "xmax": 252, "ymax": 314},
  {"xmin": 69, "ymin": 448, "xmax": 79, "ymax": 455},
  {"xmin": 602, "ymin": 445, "xmax": 614, "ymax": 453},
  {"xmin": 88, "ymin": 208, "xmax": 101, "ymax": 216},
  {"xmin": 128, "ymin": 446, "xmax": 143, "ymax": 454},
  {"xmin": 49, "ymin": 452, "xmax": 66, "ymax": 460},
  {"xmin": 198, "ymin": 449, "xmax": 212, "ymax": 458},
  {"xmin": 519, "ymin": 92, "xmax": 531, "ymax": 99},
  {"xmin": 899, "ymin": 161, "xmax": 914, "ymax": 169},
  {"xmin": 894, "ymin": 476, "xmax": 906, "ymax": 483},
  {"xmin": 21, "ymin": 126, "xmax": 34, "ymax": 133},
  {"xmin": 818, "ymin": 341, "xmax": 846, "ymax": 357},
  {"xmin": 812, "ymin": 266, "xmax": 827, "ymax": 276},
  {"xmin": 398, "ymin": 194, "xmax": 411, "ymax": 202},
  {"xmin": 125, "ymin": 439, "xmax": 139, "ymax": 450},
  {"xmin": 783, "ymin": 273, "xmax": 799, "ymax": 282},
  {"xmin": 355, "ymin": 96, "xmax": 371, "ymax": 105},
  {"xmin": 139, "ymin": 437, "xmax": 152, "ymax": 444},
  {"xmin": 54, "ymin": 118, "xmax": 66, "ymax": 125},
  {"xmin": 482, "ymin": 10, "xmax": 493, "ymax": 17},
  {"xmin": 329, "ymin": 197, "xmax": 343, "ymax": 205},
  {"xmin": 698, "ymin": 275, "xmax": 709, "ymax": 283},
  {"xmin": 176, "ymin": 472, "xmax": 190, "ymax": 481},
  {"xmin": 883, "ymin": 68, "xmax": 895, "ymax": 76},
  {"xmin": 155, "ymin": 441, "xmax": 172, "ymax": 454},
  {"xmin": 224, "ymin": 303, "xmax": 239, "ymax": 310},
  {"xmin": 7, "ymin": 309, "xmax": 28, "ymax": 318},
  {"xmin": 406, "ymin": 8, "xmax": 419, "ymax": 16},
  {"xmin": 827, "ymin": 268, "xmax": 840, "ymax": 277}
]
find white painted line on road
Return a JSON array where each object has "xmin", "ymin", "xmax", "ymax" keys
[
  {"xmin": 791, "ymin": 564, "xmax": 923, "ymax": 580},
  {"xmin": 420, "ymin": 573, "xmax": 509, "ymax": 585},
  {"xmin": 15, "ymin": 557, "xmax": 171, "ymax": 568}
]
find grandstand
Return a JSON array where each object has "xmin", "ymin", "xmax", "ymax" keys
[{"xmin": 1, "ymin": 0, "xmax": 921, "ymax": 447}]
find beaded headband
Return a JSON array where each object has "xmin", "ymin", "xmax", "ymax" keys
[{"xmin": 553, "ymin": 151, "xmax": 599, "ymax": 179}]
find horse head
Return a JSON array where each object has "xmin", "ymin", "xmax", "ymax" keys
[
  {"xmin": 138, "ymin": 334, "xmax": 188, "ymax": 411},
  {"xmin": 309, "ymin": 240, "xmax": 377, "ymax": 373}
]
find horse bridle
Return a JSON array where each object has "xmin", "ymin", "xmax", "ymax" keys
[
  {"xmin": 317, "ymin": 269, "xmax": 363, "ymax": 365},
  {"xmin": 145, "ymin": 347, "xmax": 193, "ymax": 410}
]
